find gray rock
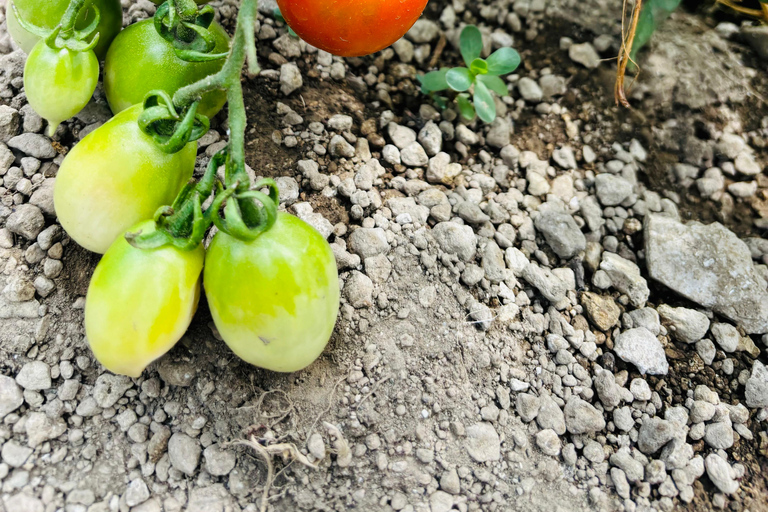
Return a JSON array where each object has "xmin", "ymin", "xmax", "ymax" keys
[
  {"xmin": 638, "ymin": 417, "xmax": 675, "ymax": 454},
  {"xmin": 400, "ymin": 142, "xmax": 429, "ymax": 167},
  {"xmin": 0, "ymin": 105, "xmax": 20, "ymax": 141},
  {"xmin": 432, "ymin": 222, "xmax": 477, "ymax": 261},
  {"xmin": 689, "ymin": 401, "xmax": 716, "ymax": 423},
  {"xmin": 344, "ymin": 271, "xmax": 373, "ymax": 308},
  {"xmin": 481, "ymin": 241, "xmax": 508, "ymax": 283},
  {"xmin": 486, "ymin": 118, "xmax": 511, "ymax": 148},
  {"xmin": 594, "ymin": 174, "xmax": 633, "ymax": 206},
  {"xmin": 4, "ymin": 493, "xmax": 44, "ymax": 512},
  {"xmin": 440, "ymin": 468, "xmax": 461, "ymax": 495},
  {"xmin": 568, "ymin": 42, "xmax": 601, "ymax": 69},
  {"xmin": 157, "ymin": 360, "xmax": 196, "ymax": 387},
  {"xmin": 704, "ymin": 421, "xmax": 734, "ymax": 449},
  {"xmin": 279, "ymin": 63, "xmax": 303, "ymax": 95},
  {"xmin": 614, "ymin": 327, "xmax": 668, "ymax": 375},
  {"xmin": 600, "ymin": 252, "xmax": 649, "ymax": 307},
  {"xmin": 456, "ymin": 202, "xmax": 490, "ymax": 225},
  {"xmin": 0, "ymin": 376, "xmax": 24, "ymax": 419},
  {"xmin": 518, "ymin": 77, "xmax": 543, "ymax": 102},
  {"xmin": 516, "ymin": 393, "xmax": 541, "ymax": 423},
  {"xmin": 645, "ymin": 214, "xmax": 768, "ymax": 333},
  {"xmin": 613, "ymin": 407, "xmax": 635, "ymax": 432},
  {"xmin": 610, "ymin": 448, "xmax": 645, "ymax": 482},
  {"xmin": 329, "ymin": 135, "xmax": 355, "ymax": 158},
  {"xmin": 564, "ymin": 396, "xmax": 605, "ymax": 434},
  {"xmin": 6, "ymin": 204, "xmax": 45, "ymax": 240},
  {"xmin": 168, "ymin": 433, "xmax": 201, "ymax": 476},
  {"xmin": 348, "ymin": 228, "xmax": 389, "ymax": 258},
  {"xmin": 660, "ymin": 437, "xmax": 693, "ymax": 470},
  {"xmin": 710, "ymin": 323, "xmax": 740, "ymax": 353},
  {"xmin": 594, "ymin": 370, "xmax": 621, "ymax": 409},
  {"xmin": 745, "ymin": 360, "xmax": 768, "ymax": 408},
  {"xmin": 534, "ymin": 207, "xmax": 586, "ymax": 259},
  {"xmin": 696, "ymin": 339, "xmax": 716, "ymax": 365},
  {"xmin": 521, "ymin": 264, "xmax": 568, "ymax": 304},
  {"xmin": 388, "ymin": 123, "xmax": 416, "ymax": 149},
  {"xmin": 611, "ymin": 468, "xmax": 630, "ymax": 499},
  {"xmin": 705, "ymin": 454, "xmax": 739, "ymax": 495},
  {"xmin": 535, "ymin": 429, "xmax": 561, "ymax": 457},
  {"xmin": 407, "ymin": 19, "xmax": 440, "ymax": 43},
  {"xmin": 327, "ymin": 114, "xmax": 353, "ymax": 131},
  {"xmin": 1, "ymin": 440, "xmax": 32, "ymax": 467},
  {"xmin": 25, "ymin": 411, "xmax": 66, "ymax": 447},
  {"xmin": 539, "ymin": 75, "xmax": 566, "ymax": 99},
  {"xmin": 16, "ymin": 361, "xmax": 51, "ymax": 390},
  {"xmin": 657, "ymin": 305, "xmax": 710, "ymax": 344},
  {"xmin": 427, "ymin": 153, "xmax": 462, "ymax": 184},
  {"xmin": 125, "ymin": 479, "xmax": 150, "ymax": 507},
  {"xmin": 629, "ymin": 378, "xmax": 652, "ymax": 401},
  {"xmin": 93, "ymin": 374, "xmax": 133, "ymax": 408},
  {"xmin": 536, "ymin": 394, "xmax": 566, "ymax": 435},
  {"xmin": 465, "ymin": 423, "xmax": 500, "ymax": 462},
  {"xmin": 29, "ymin": 178, "xmax": 55, "ymax": 216},
  {"xmin": 203, "ymin": 444, "xmax": 236, "ymax": 476},
  {"xmin": 387, "ymin": 197, "xmax": 429, "ymax": 225},
  {"xmin": 7, "ymin": 133, "xmax": 56, "ymax": 159},
  {"xmin": 418, "ymin": 122, "xmax": 442, "ymax": 156}
]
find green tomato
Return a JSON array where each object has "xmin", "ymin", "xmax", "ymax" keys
[
  {"xmin": 53, "ymin": 104, "xmax": 197, "ymax": 254},
  {"xmin": 104, "ymin": 19, "xmax": 229, "ymax": 118},
  {"xmin": 86, "ymin": 220, "xmax": 205, "ymax": 378},
  {"xmin": 24, "ymin": 41, "xmax": 99, "ymax": 137},
  {"xmin": 6, "ymin": 0, "xmax": 122, "ymax": 60},
  {"xmin": 204, "ymin": 213, "xmax": 340, "ymax": 373}
]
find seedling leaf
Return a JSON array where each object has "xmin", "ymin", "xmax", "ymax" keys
[
  {"xmin": 486, "ymin": 47, "xmax": 521, "ymax": 75},
  {"xmin": 460, "ymin": 25, "xmax": 483, "ymax": 66},
  {"xmin": 446, "ymin": 67, "xmax": 474, "ymax": 92}
]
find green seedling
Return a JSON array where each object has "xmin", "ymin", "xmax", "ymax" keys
[{"xmin": 418, "ymin": 25, "xmax": 520, "ymax": 123}]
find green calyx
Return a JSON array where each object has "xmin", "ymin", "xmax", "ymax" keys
[
  {"xmin": 138, "ymin": 90, "xmax": 210, "ymax": 154},
  {"xmin": 133, "ymin": 0, "xmax": 274, "ymax": 250},
  {"xmin": 10, "ymin": 0, "xmax": 101, "ymax": 53},
  {"xmin": 418, "ymin": 24, "xmax": 522, "ymax": 123},
  {"xmin": 154, "ymin": 0, "xmax": 229, "ymax": 61}
]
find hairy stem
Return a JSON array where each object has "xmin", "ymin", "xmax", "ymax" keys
[{"xmin": 60, "ymin": 0, "xmax": 87, "ymax": 34}]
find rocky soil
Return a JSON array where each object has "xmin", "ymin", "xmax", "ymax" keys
[{"xmin": 0, "ymin": 0, "xmax": 767, "ymax": 511}]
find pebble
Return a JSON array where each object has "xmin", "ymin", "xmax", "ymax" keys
[
  {"xmin": 203, "ymin": 444, "xmax": 236, "ymax": 476},
  {"xmin": 568, "ymin": 42, "xmax": 601, "ymax": 69},
  {"xmin": 581, "ymin": 292, "xmax": 620, "ymax": 331},
  {"xmin": 594, "ymin": 174, "xmax": 633, "ymax": 206},
  {"xmin": 168, "ymin": 433, "xmax": 201, "ymax": 476},
  {"xmin": 279, "ymin": 63, "xmax": 303, "ymax": 95},
  {"xmin": 534, "ymin": 206, "xmax": 586, "ymax": 259},
  {"xmin": 15, "ymin": 361, "xmax": 51, "ymax": 391},
  {"xmin": 657, "ymin": 305, "xmax": 709, "ymax": 343},
  {"xmin": 563, "ymin": 397, "xmax": 605, "ymax": 434},
  {"xmin": 745, "ymin": 360, "xmax": 768, "ymax": 408},
  {"xmin": 125, "ymin": 479, "xmax": 150, "ymax": 507},
  {"xmin": 7, "ymin": 133, "xmax": 56, "ymax": 159},
  {"xmin": 535, "ymin": 429, "xmax": 561, "ymax": 457},
  {"xmin": 637, "ymin": 417, "xmax": 675, "ymax": 454},
  {"xmin": 465, "ymin": 423, "xmax": 500, "ymax": 462},
  {"xmin": 432, "ymin": 222, "xmax": 477, "ymax": 261},
  {"xmin": 710, "ymin": 323, "xmax": 740, "ymax": 353},
  {"xmin": 705, "ymin": 454, "xmax": 739, "ymax": 495},
  {"xmin": 599, "ymin": 252, "xmax": 649, "ymax": 307},
  {"xmin": 614, "ymin": 327, "xmax": 668, "ymax": 375},
  {"xmin": 0, "ymin": 376, "xmax": 24, "ymax": 419},
  {"xmin": 6, "ymin": 204, "xmax": 45, "ymax": 240}
]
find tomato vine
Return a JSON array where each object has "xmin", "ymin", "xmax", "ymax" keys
[{"xmin": 130, "ymin": 0, "xmax": 277, "ymax": 251}]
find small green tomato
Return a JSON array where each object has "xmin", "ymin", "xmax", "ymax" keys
[
  {"xmin": 204, "ymin": 212, "xmax": 340, "ymax": 373},
  {"xmin": 24, "ymin": 40, "xmax": 99, "ymax": 137},
  {"xmin": 86, "ymin": 220, "xmax": 205, "ymax": 378},
  {"xmin": 53, "ymin": 104, "xmax": 197, "ymax": 254}
]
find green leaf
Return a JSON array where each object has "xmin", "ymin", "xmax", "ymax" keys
[
  {"xmin": 460, "ymin": 25, "xmax": 483, "ymax": 67},
  {"xmin": 446, "ymin": 67, "xmax": 474, "ymax": 92},
  {"xmin": 434, "ymin": 96, "xmax": 448, "ymax": 110},
  {"xmin": 470, "ymin": 58, "xmax": 488, "ymax": 75},
  {"xmin": 418, "ymin": 69, "xmax": 450, "ymax": 94},
  {"xmin": 486, "ymin": 47, "xmax": 521, "ymax": 76},
  {"xmin": 477, "ymin": 74, "xmax": 508, "ymax": 96},
  {"xmin": 457, "ymin": 94, "xmax": 476, "ymax": 121},
  {"xmin": 630, "ymin": 0, "xmax": 681, "ymax": 61},
  {"xmin": 473, "ymin": 81, "xmax": 496, "ymax": 123}
]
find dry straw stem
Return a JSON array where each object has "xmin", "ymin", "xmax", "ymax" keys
[
  {"xmin": 716, "ymin": 0, "xmax": 768, "ymax": 20},
  {"xmin": 615, "ymin": 0, "xmax": 643, "ymax": 107}
]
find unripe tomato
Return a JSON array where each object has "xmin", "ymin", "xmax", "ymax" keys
[
  {"xmin": 53, "ymin": 104, "xmax": 197, "ymax": 254},
  {"xmin": 275, "ymin": 0, "xmax": 429, "ymax": 57},
  {"xmin": 24, "ymin": 41, "xmax": 99, "ymax": 137},
  {"xmin": 86, "ymin": 220, "xmax": 205, "ymax": 378},
  {"xmin": 6, "ymin": 0, "xmax": 122, "ymax": 60},
  {"xmin": 104, "ymin": 19, "xmax": 229, "ymax": 118},
  {"xmin": 204, "ymin": 212, "xmax": 340, "ymax": 373}
]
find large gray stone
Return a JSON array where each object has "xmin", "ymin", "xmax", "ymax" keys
[
  {"xmin": 465, "ymin": 423, "xmax": 500, "ymax": 462},
  {"xmin": 645, "ymin": 214, "xmax": 768, "ymax": 333}
]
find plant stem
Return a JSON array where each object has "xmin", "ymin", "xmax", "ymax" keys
[
  {"xmin": 173, "ymin": 0, "xmax": 257, "ymax": 185},
  {"xmin": 60, "ymin": 0, "xmax": 87, "ymax": 34}
]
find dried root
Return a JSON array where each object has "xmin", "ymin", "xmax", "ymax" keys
[{"xmin": 235, "ymin": 436, "xmax": 317, "ymax": 512}]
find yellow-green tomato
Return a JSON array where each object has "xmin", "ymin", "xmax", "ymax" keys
[
  {"xmin": 104, "ymin": 19, "xmax": 229, "ymax": 118},
  {"xmin": 53, "ymin": 104, "xmax": 197, "ymax": 254},
  {"xmin": 6, "ymin": 0, "xmax": 122, "ymax": 60},
  {"xmin": 85, "ymin": 220, "xmax": 205, "ymax": 378},
  {"xmin": 24, "ymin": 41, "xmax": 99, "ymax": 137},
  {"xmin": 204, "ymin": 213, "xmax": 340, "ymax": 373}
]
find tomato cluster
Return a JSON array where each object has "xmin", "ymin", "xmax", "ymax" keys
[{"xmin": 10, "ymin": 0, "xmax": 429, "ymax": 378}]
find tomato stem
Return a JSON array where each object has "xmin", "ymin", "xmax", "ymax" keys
[
  {"xmin": 131, "ymin": 0, "xmax": 279, "ymax": 250},
  {"xmin": 59, "ymin": 0, "xmax": 87, "ymax": 34}
]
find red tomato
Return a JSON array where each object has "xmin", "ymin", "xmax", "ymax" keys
[{"xmin": 275, "ymin": 0, "xmax": 429, "ymax": 57}]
